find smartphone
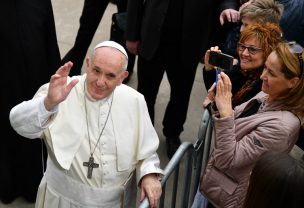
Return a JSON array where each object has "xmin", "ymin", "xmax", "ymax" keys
[
  {"xmin": 209, "ymin": 51, "xmax": 234, "ymax": 71},
  {"xmin": 215, "ymin": 67, "xmax": 222, "ymax": 87}
]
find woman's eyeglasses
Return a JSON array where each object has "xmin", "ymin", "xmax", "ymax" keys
[
  {"xmin": 287, "ymin": 41, "xmax": 303, "ymax": 77},
  {"xmin": 237, "ymin": 42, "xmax": 263, "ymax": 55}
]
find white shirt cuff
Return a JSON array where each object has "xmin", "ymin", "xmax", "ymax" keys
[{"xmin": 39, "ymin": 97, "xmax": 58, "ymax": 127}]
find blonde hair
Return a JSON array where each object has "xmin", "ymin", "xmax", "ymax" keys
[
  {"xmin": 240, "ymin": 0, "xmax": 284, "ymax": 24},
  {"xmin": 273, "ymin": 42, "xmax": 304, "ymax": 117}
]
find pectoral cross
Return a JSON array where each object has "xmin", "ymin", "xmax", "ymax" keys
[{"xmin": 83, "ymin": 156, "xmax": 99, "ymax": 179}]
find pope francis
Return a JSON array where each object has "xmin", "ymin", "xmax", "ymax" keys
[{"xmin": 9, "ymin": 41, "xmax": 163, "ymax": 208}]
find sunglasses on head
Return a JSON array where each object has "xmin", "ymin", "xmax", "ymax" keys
[
  {"xmin": 237, "ymin": 42, "xmax": 263, "ymax": 55},
  {"xmin": 287, "ymin": 41, "xmax": 303, "ymax": 77}
]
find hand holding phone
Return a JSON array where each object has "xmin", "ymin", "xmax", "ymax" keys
[
  {"xmin": 215, "ymin": 67, "xmax": 222, "ymax": 86},
  {"xmin": 208, "ymin": 51, "xmax": 234, "ymax": 71}
]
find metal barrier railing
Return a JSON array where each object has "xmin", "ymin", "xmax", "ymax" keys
[
  {"xmin": 138, "ymin": 108, "xmax": 304, "ymax": 208},
  {"xmin": 138, "ymin": 109, "xmax": 213, "ymax": 208}
]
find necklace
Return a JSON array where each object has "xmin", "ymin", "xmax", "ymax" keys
[{"xmin": 82, "ymin": 82, "xmax": 114, "ymax": 179}]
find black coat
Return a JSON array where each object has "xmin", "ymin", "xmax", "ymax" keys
[
  {"xmin": 0, "ymin": 0, "xmax": 60, "ymax": 203},
  {"xmin": 126, "ymin": 0, "xmax": 220, "ymax": 67},
  {"xmin": 278, "ymin": 0, "xmax": 304, "ymax": 47}
]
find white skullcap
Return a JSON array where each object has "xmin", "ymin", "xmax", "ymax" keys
[{"xmin": 94, "ymin": 41, "xmax": 128, "ymax": 59}]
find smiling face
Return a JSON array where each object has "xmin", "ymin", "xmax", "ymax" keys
[
  {"xmin": 85, "ymin": 47, "xmax": 128, "ymax": 100},
  {"xmin": 260, "ymin": 51, "xmax": 299, "ymax": 101},
  {"xmin": 238, "ymin": 37, "xmax": 265, "ymax": 72}
]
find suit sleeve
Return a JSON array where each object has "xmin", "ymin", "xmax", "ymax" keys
[
  {"xmin": 219, "ymin": 0, "xmax": 240, "ymax": 11},
  {"xmin": 125, "ymin": 0, "xmax": 144, "ymax": 41},
  {"xmin": 135, "ymin": 93, "xmax": 164, "ymax": 184}
]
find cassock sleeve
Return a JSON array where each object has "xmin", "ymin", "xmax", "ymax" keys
[
  {"xmin": 136, "ymin": 153, "xmax": 164, "ymax": 185},
  {"xmin": 9, "ymin": 84, "xmax": 57, "ymax": 139}
]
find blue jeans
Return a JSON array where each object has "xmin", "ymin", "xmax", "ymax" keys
[{"xmin": 191, "ymin": 189, "xmax": 209, "ymax": 208}]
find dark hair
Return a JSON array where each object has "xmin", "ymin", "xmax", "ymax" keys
[{"xmin": 243, "ymin": 151, "xmax": 304, "ymax": 208}]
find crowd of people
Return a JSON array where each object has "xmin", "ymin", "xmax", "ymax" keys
[
  {"xmin": 2, "ymin": 0, "xmax": 304, "ymax": 207},
  {"xmin": 195, "ymin": 40, "xmax": 304, "ymax": 208}
]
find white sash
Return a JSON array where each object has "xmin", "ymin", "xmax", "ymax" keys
[{"xmin": 44, "ymin": 159, "xmax": 128, "ymax": 207}]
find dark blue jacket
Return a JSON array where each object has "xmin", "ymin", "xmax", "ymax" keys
[{"xmin": 278, "ymin": 0, "xmax": 304, "ymax": 47}]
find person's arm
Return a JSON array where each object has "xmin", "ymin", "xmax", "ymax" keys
[
  {"xmin": 140, "ymin": 173, "xmax": 161, "ymax": 208},
  {"xmin": 44, "ymin": 62, "xmax": 79, "ymax": 111},
  {"xmin": 214, "ymin": 72, "xmax": 233, "ymax": 118},
  {"xmin": 134, "ymin": 94, "xmax": 164, "ymax": 207},
  {"xmin": 137, "ymin": 153, "xmax": 163, "ymax": 208},
  {"xmin": 125, "ymin": 0, "xmax": 144, "ymax": 55},
  {"xmin": 9, "ymin": 61, "xmax": 79, "ymax": 138},
  {"xmin": 125, "ymin": 0, "xmax": 143, "ymax": 41},
  {"xmin": 204, "ymin": 46, "xmax": 222, "ymax": 71},
  {"xmin": 219, "ymin": 0, "xmax": 240, "ymax": 25},
  {"xmin": 9, "ymin": 95, "xmax": 58, "ymax": 139},
  {"xmin": 126, "ymin": 40, "xmax": 140, "ymax": 55},
  {"xmin": 212, "ymin": 112, "xmax": 299, "ymax": 171},
  {"xmin": 219, "ymin": 0, "xmax": 240, "ymax": 12},
  {"xmin": 211, "ymin": 74, "xmax": 300, "ymax": 170}
]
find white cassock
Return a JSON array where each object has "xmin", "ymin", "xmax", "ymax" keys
[{"xmin": 10, "ymin": 74, "xmax": 163, "ymax": 208}]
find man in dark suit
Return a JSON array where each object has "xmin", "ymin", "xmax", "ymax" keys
[
  {"xmin": 61, "ymin": 0, "xmax": 110, "ymax": 76},
  {"xmin": 125, "ymin": 0, "xmax": 218, "ymax": 158},
  {"xmin": 0, "ymin": 0, "xmax": 61, "ymax": 203},
  {"xmin": 62, "ymin": 0, "xmax": 135, "ymax": 82}
]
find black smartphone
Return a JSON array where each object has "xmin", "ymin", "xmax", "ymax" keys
[{"xmin": 209, "ymin": 51, "xmax": 234, "ymax": 71}]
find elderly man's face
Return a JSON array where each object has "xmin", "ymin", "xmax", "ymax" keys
[{"xmin": 85, "ymin": 47, "xmax": 128, "ymax": 100}]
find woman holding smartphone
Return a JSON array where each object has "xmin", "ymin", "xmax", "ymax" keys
[
  {"xmin": 203, "ymin": 22, "xmax": 282, "ymax": 107},
  {"xmin": 198, "ymin": 41, "xmax": 304, "ymax": 207}
]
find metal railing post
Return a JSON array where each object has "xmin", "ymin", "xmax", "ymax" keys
[{"xmin": 138, "ymin": 109, "xmax": 213, "ymax": 208}]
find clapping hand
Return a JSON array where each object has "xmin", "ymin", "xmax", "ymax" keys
[{"xmin": 44, "ymin": 62, "xmax": 79, "ymax": 111}]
